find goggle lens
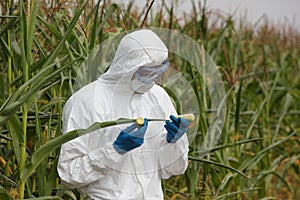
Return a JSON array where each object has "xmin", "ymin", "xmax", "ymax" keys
[{"xmin": 134, "ymin": 60, "xmax": 169, "ymax": 83}]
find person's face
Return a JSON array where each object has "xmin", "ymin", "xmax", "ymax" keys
[{"xmin": 133, "ymin": 60, "xmax": 169, "ymax": 83}]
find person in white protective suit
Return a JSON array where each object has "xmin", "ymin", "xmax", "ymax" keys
[{"xmin": 57, "ymin": 29, "xmax": 190, "ymax": 200}]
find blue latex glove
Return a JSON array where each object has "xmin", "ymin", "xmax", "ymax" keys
[
  {"xmin": 164, "ymin": 115, "xmax": 190, "ymax": 143},
  {"xmin": 113, "ymin": 118, "xmax": 148, "ymax": 154}
]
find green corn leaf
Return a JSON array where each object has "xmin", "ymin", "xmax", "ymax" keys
[
  {"xmin": 44, "ymin": 156, "xmax": 59, "ymax": 196},
  {"xmin": 19, "ymin": 0, "xmax": 28, "ymax": 83},
  {"xmin": 24, "ymin": 196, "xmax": 62, "ymax": 200},
  {"xmin": 89, "ymin": 0, "xmax": 102, "ymax": 49},
  {"xmin": 21, "ymin": 118, "xmax": 135, "ymax": 182},
  {"xmin": 5, "ymin": 114, "xmax": 23, "ymax": 164},
  {"xmin": 162, "ymin": 86, "xmax": 181, "ymax": 114},
  {"xmin": 0, "ymin": 74, "xmax": 4, "ymax": 99},
  {"xmin": 240, "ymin": 131, "xmax": 297, "ymax": 171},
  {"xmin": 26, "ymin": 0, "xmax": 38, "ymax": 64},
  {"xmin": 0, "ymin": 17, "xmax": 18, "ymax": 38},
  {"xmin": 192, "ymin": 138, "xmax": 264, "ymax": 155},
  {"xmin": 0, "ymin": 56, "xmax": 81, "ymax": 125},
  {"xmin": 188, "ymin": 156, "xmax": 252, "ymax": 182},
  {"xmin": 239, "ymin": 98, "xmax": 267, "ymax": 153},
  {"xmin": 0, "ymin": 37, "xmax": 13, "ymax": 57},
  {"xmin": 37, "ymin": 15, "xmax": 61, "ymax": 39},
  {"xmin": 216, "ymin": 188, "xmax": 260, "ymax": 200},
  {"xmin": 0, "ymin": 1, "xmax": 88, "ymax": 125},
  {"xmin": 0, "ymin": 186, "xmax": 13, "ymax": 200},
  {"xmin": 255, "ymin": 170, "xmax": 292, "ymax": 192},
  {"xmin": 0, "ymin": 173, "xmax": 18, "ymax": 187},
  {"xmin": 42, "ymin": 1, "xmax": 88, "ymax": 68},
  {"xmin": 96, "ymin": 4, "xmax": 118, "ymax": 38},
  {"xmin": 272, "ymin": 93, "xmax": 293, "ymax": 143},
  {"xmin": 235, "ymin": 80, "xmax": 243, "ymax": 134}
]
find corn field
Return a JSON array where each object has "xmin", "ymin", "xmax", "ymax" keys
[{"xmin": 0, "ymin": 0, "xmax": 300, "ymax": 199}]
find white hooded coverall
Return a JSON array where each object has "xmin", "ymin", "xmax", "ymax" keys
[{"xmin": 57, "ymin": 29, "xmax": 189, "ymax": 200}]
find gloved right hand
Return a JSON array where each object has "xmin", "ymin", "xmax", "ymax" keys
[
  {"xmin": 113, "ymin": 118, "xmax": 148, "ymax": 154},
  {"xmin": 165, "ymin": 115, "xmax": 190, "ymax": 143}
]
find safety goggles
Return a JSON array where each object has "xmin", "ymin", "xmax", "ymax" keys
[{"xmin": 134, "ymin": 60, "xmax": 169, "ymax": 83}]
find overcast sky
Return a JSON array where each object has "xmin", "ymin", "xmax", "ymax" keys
[{"xmin": 115, "ymin": 0, "xmax": 300, "ymax": 30}]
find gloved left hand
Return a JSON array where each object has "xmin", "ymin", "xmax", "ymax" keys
[
  {"xmin": 165, "ymin": 115, "xmax": 190, "ymax": 143},
  {"xmin": 113, "ymin": 118, "xmax": 148, "ymax": 154}
]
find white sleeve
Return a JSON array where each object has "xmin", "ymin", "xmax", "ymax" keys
[
  {"xmin": 156, "ymin": 89, "xmax": 189, "ymax": 179},
  {"xmin": 57, "ymin": 97, "xmax": 122, "ymax": 189},
  {"xmin": 58, "ymin": 138, "xmax": 122, "ymax": 188},
  {"xmin": 158, "ymin": 128, "xmax": 189, "ymax": 179}
]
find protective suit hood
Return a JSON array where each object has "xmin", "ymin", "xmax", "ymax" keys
[{"xmin": 100, "ymin": 29, "xmax": 168, "ymax": 94}]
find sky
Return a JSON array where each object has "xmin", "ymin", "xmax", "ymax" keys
[{"xmin": 114, "ymin": 0, "xmax": 300, "ymax": 31}]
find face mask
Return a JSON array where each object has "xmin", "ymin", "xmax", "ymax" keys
[
  {"xmin": 130, "ymin": 78, "xmax": 155, "ymax": 94},
  {"xmin": 134, "ymin": 60, "xmax": 169, "ymax": 83}
]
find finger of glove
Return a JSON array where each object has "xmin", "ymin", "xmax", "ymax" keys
[
  {"xmin": 164, "ymin": 124, "xmax": 177, "ymax": 136},
  {"xmin": 178, "ymin": 117, "xmax": 190, "ymax": 128},
  {"xmin": 165, "ymin": 125, "xmax": 176, "ymax": 142},
  {"xmin": 170, "ymin": 115, "xmax": 180, "ymax": 126},
  {"xmin": 123, "ymin": 123, "xmax": 137, "ymax": 133},
  {"xmin": 166, "ymin": 125, "xmax": 187, "ymax": 143},
  {"xmin": 173, "ymin": 128, "xmax": 187, "ymax": 141},
  {"xmin": 167, "ymin": 135, "xmax": 175, "ymax": 143},
  {"xmin": 140, "ymin": 118, "xmax": 148, "ymax": 131},
  {"xmin": 165, "ymin": 120, "xmax": 179, "ymax": 133},
  {"xmin": 130, "ymin": 118, "xmax": 148, "ymax": 138}
]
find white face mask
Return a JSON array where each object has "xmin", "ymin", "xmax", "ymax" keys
[{"xmin": 130, "ymin": 78, "xmax": 154, "ymax": 94}]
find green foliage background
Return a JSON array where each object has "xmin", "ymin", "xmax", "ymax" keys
[{"xmin": 0, "ymin": 0, "xmax": 299, "ymax": 199}]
